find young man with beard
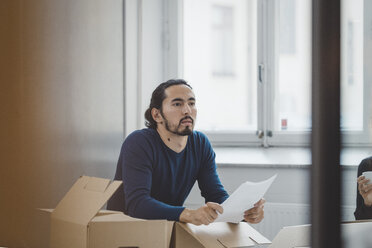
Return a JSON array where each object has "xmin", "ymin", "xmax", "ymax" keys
[{"xmin": 107, "ymin": 79, "xmax": 265, "ymax": 225}]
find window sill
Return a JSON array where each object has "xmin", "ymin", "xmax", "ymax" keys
[{"xmin": 214, "ymin": 147, "xmax": 371, "ymax": 169}]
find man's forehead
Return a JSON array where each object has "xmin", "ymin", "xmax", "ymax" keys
[{"xmin": 164, "ymin": 84, "xmax": 195, "ymax": 100}]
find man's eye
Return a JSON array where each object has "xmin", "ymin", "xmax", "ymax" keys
[
  {"xmin": 174, "ymin": 103, "xmax": 181, "ymax": 106},
  {"xmin": 189, "ymin": 102, "xmax": 195, "ymax": 106}
]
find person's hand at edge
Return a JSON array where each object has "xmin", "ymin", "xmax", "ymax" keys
[{"xmin": 357, "ymin": 176, "xmax": 372, "ymax": 206}]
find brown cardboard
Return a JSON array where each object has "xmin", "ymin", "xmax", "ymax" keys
[
  {"xmin": 174, "ymin": 222, "xmax": 271, "ymax": 248},
  {"xmin": 42, "ymin": 175, "xmax": 173, "ymax": 248},
  {"xmin": 42, "ymin": 175, "xmax": 271, "ymax": 248},
  {"xmin": 88, "ymin": 213, "xmax": 172, "ymax": 248},
  {"xmin": 50, "ymin": 176, "xmax": 122, "ymax": 248}
]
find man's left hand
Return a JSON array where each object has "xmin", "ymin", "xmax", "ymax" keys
[{"xmin": 244, "ymin": 198, "xmax": 265, "ymax": 224}]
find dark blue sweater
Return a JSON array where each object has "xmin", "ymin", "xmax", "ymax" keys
[{"xmin": 107, "ymin": 128, "xmax": 229, "ymax": 221}]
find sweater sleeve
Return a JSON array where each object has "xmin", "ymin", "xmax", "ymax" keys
[
  {"xmin": 196, "ymin": 133, "xmax": 229, "ymax": 204},
  {"xmin": 354, "ymin": 157, "xmax": 372, "ymax": 220},
  {"xmin": 121, "ymin": 132, "xmax": 185, "ymax": 221}
]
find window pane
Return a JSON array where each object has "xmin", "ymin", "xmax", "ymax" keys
[
  {"xmin": 183, "ymin": 0, "xmax": 257, "ymax": 131},
  {"xmin": 341, "ymin": 0, "xmax": 364, "ymax": 131},
  {"xmin": 274, "ymin": 0, "xmax": 312, "ymax": 131}
]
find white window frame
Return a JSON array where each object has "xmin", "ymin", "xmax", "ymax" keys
[
  {"xmin": 340, "ymin": 0, "xmax": 372, "ymax": 146},
  {"xmin": 164, "ymin": 0, "xmax": 314, "ymax": 147},
  {"xmin": 261, "ymin": 0, "xmax": 312, "ymax": 147},
  {"xmin": 124, "ymin": 0, "xmax": 372, "ymax": 147}
]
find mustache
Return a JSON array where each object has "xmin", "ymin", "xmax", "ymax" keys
[{"xmin": 180, "ymin": 116, "xmax": 194, "ymax": 123}]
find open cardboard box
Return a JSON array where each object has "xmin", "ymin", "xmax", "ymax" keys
[
  {"xmin": 41, "ymin": 175, "xmax": 271, "ymax": 248},
  {"xmin": 269, "ymin": 224, "xmax": 310, "ymax": 248},
  {"xmin": 174, "ymin": 221, "xmax": 271, "ymax": 247},
  {"xmin": 269, "ymin": 221, "xmax": 372, "ymax": 248}
]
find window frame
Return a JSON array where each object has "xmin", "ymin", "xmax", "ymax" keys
[{"xmin": 126, "ymin": 0, "xmax": 372, "ymax": 147}]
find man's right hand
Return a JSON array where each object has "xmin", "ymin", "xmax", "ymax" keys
[
  {"xmin": 179, "ymin": 202, "xmax": 223, "ymax": 225},
  {"xmin": 357, "ymin": 175, "xmax": 372, "ymax": 206}
]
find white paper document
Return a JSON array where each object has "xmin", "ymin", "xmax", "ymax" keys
[{"xmin": 215, "ymin": 174, "xmax": 277, "ymax": 223}]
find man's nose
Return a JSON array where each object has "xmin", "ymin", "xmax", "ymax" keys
[{"xmin": 182, "ymin": 104, "xmax": 191, "ymax": 115}]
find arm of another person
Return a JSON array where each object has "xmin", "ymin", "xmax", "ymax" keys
[{"xmin": 355, "ymin": 157, "xmax": 372, "ymax": 220}]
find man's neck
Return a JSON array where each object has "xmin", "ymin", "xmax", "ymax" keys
[{"xmin": 156, "ymin": 127, "xmax": 188, "ymax": 153}]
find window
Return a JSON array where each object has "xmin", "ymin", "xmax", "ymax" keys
[
  {"xmin": 275, "ymin": 0, "xmax": 311, "ymax": 132},
  {"xmin": 341, "ymin": 0, "xmax": 364, "ymax": 131},
  {"xmin": 182, "ymin": 0, "xmax": 258, "ymax": 145},
  {"xmin": 340, "ymin": 0, "xmax": 372, "ymax": 144},
  {"xmin": 211, "ymin": 5, "xmax": 235, "ymax": 76},
  {"xmin": 162, "ymin": 0, "xmax": 372, "ymax": 147}
]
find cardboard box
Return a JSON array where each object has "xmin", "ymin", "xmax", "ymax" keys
[
  {"xmin": 269, "ymin": 224, "xmax": 310, "ymax": 248},
  {"xmin": 42, "ymin": 176, "xmax": 173, "ymax": 248},
  {"xmin": 174, "ymin": 222, "xmax": 271, "ymax": 248},
  {"xmin": 42, "ymin": 175, "xmax": 271, "ymax": 248},
  {"xmin": 269, "ymin": 221, "xmax": 372, "ymax": 248}
]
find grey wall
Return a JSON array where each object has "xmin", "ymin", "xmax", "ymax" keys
[{"xmin": 0, "ymin": 1, "xmax": 123, "ymax": 247}]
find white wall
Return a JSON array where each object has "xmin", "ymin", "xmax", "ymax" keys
[{"xmin": 0, "ymin": 1, "xmax": 123, "ymax": 247}]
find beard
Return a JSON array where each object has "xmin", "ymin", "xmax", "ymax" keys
[{"xmin": 160, "ymin": 111, "xmax": 194, "ymax": 136}]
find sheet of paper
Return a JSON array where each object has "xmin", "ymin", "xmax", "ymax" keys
[{"xmin": 215, "ymin": 174, "xmax": 277, "ymax": 223}]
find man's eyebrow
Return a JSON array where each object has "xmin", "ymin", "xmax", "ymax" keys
[
  {"xmin": 171, "ymin": 97, "xmax": 196, "ymax": 102},
  {"xmin": 171, "ymin": 98, "xmax": 184, "ymax": 103}
]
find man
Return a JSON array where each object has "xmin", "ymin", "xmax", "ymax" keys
[{"xmin": 107, "ymin": 79, "xmax": 265, "ymax": 225}]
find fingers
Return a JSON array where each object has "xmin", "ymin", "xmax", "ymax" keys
[
  {"xmin": 246, "ymin": 198, "xmax": 265, "ymax": 215},
  {"xmin": 192, "ymin": 203, "xmax": 223, "ymax": 226},
  {"xmin": 244, "ymin": 205, "xmax": 264, "ymax": 216},
  {"xmin": 254, "ymin": 198, "xmax": 266, "ymax": 208},
  {"xmin": 358, "ymin": 176, "xmax": 372, "ymax": 194},
  {"xmin": 202, "ymin": 211, "xmax": 214, "ymax": 225},
  {"xmin": 206, "ymin": 206, "xmax": 218, "ymax": 219},
  {"xmin": 204, "ymin": 202, "xmax": 223, "ymax": 223},
  {"xmin": 357, "ymin": 175, "xmax": 366, "ymax": 183},
  {"xmin": 193, "ymin": 200, "xmax": 266, "ymax": 226},
  {"xmin": 206, "ymin": 202, "xmax": 224, "ymax": 214},
  {"xmin": 244, "ymin": 199, "xmax": 265, "ymax": 224},
  {"xmin": 358, "ymin": 177, "xmax": 370, "ymax": 186},
  {"xmin": 244, "ymin": 207, "xmax": 264, "ymax": 224},
  {"xmin": 361, "ymin": 183, "xmax": 372, "ymax": 193}
]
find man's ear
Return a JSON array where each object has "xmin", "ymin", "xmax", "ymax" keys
[{"xmin": 151, "ymin": 108, "xmax": 162, "ymax": 123}]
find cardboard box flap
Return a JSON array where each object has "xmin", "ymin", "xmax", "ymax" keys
[
  {"xmin": 269, "ymin": 225, "xmax": 310, "ymax": 248},
  {"xmin": 180, "ymin": 222, "xmax": 271, "ymax": 247},
  {"xmin": 84, "ymin": 177, "xmax": 111, "ymax": 192},
  {"xmin": 241, "ymin": 223, "xmax": 271, "ymax": 244},
  {"xmin": 92, "ymin": 211, "xmax": 145, "ymax": 223},
  {"xmin": 51, "ymin": 175, "xmax": 122, "ymax": 225},
  {"xmin": 218, "ymin": 223, "xmax": 271, "ymax": 247},
  {"xmin": 218, "ymin": 236, "xmax": 256, "ymax": 247}
]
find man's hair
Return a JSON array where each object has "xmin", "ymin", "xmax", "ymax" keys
[{"xmin": 144, "ymin": 79, "xmax": 192, "ymax": 129}]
